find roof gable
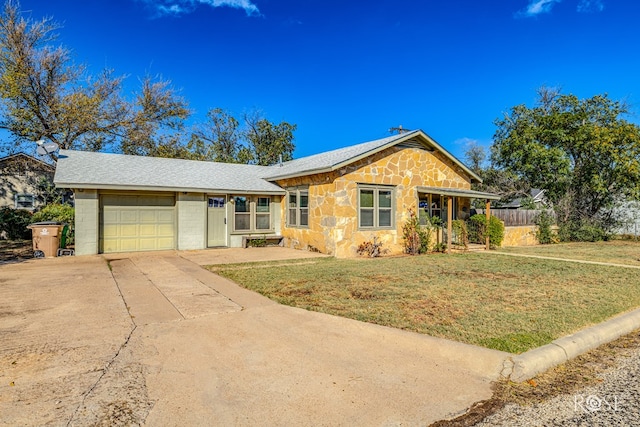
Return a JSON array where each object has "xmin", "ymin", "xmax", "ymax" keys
[
  {"xmin": 0, "ymin": 152, "xmax": 55, "ymax": 172},
  {"xmin": 262, "ymin": 130, "xmax": 482, "ymax": 183}
]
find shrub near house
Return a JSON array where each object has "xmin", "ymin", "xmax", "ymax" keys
[{"xmin": 0, "ymin": 207, "xmax": 32, "ymax": 240}]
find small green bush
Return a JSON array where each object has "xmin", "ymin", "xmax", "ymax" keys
[
  {"xmin": 451, "ymin": 219, "xmax": 468, "ymax": 248},
  {"xmin": 469, "ymin": 214, "xmax": 505, "ymax": 248},
  {"xmin": 557, "ymin": 219, "xmax": 608, "ymax": 242},
  {"xmin": 402, "ymin": 209, "xmax": 435, "ymax": 255},
  {"xmin": 535, "ymin": 211, "xmax": 556, "ymax": 244},
  {"xmin": 32, "ymin": 203, "xmax": 75, "ymax": 244},
  {"xmin": 0, "ymin": 207, "xmax": 32, "ymax": 240},
  {"xmin": 247, "ymin": 236, "xmax": 267, "ymax": 247},
  {"xmin": 32, "ymin": 203, "xmax": 74, "ymax": 224}
]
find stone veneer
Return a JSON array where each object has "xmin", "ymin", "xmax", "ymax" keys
[
  {"xmin": 502, "ymin": 225, "xmax": 539, "ymax": 247},
  {"xmin": 276, "ymin": 145, "xmax": 473, "ymax": 258}
]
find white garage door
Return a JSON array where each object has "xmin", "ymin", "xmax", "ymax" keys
[{"xmin": 100, "ymin": 194, "xmax": 176, "ymax": 253}]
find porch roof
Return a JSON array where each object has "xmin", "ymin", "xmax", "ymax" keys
[{"xmin": 417, "ymin": 186, "xmax": 502, "ymax": 200}]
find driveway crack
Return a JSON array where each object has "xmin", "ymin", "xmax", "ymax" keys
[{"xmin": 66, "ymin": 260, "xmax": 138, "ymax": 426}]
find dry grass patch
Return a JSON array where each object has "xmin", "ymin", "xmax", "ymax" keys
[
  {"xmin": 209, "ymin": 253, "xmax": 640, "ymax": 353},
  {"xmin": 498, "ymin": 240, "xmax": 640, "ymax": 266}
]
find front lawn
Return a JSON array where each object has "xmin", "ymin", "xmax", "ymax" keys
[
  {"xmin": 497, "ymin": 240, "xmax": 640, "ymax": 266},
  {"xmin": 208, "ymin": 248, "xmax": 640, "ymax": 354}
]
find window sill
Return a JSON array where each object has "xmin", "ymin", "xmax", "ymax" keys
[
  {"xmin": 357, "ymin": 227, "xmax": 394, "ymax": 231},
  {"xmin": 231, "ymin": 230, "xmax": 276, "ymax": 235}
]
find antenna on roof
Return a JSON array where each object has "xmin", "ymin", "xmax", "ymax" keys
[{"xmin": 389, "ymin": 125, "xmax": 410, "ymax": 135}]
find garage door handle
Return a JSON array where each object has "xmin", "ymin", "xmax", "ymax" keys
[{"xmin": 224, "ymin": 218, "xmax": 227, "ymax": 224}]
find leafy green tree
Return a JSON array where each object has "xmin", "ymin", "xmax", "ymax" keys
[
  {"xmin": 0, "ymin": 1, "xmax": 190, "ymax": 159},
  {"xmin": 190, "ymin": 109, "xmax": 297, "ymax": 165},
  {"xmin": 242, "ymin": 112, "xmax": 296, "ymax": 166},
  {"xmin": 119, "ymin": 77, "xmax": 191, "ymax": 157},
  {"xmin": 492, "ymin": 87, "xmax": 640, "ymax": 235},
  {"xmin": 464, "ymin": 143, "xmax": 531, "ymax": 207},
  {"xmin": 190, "ymin": 108, "xmax": 242, "ymax": 163}
]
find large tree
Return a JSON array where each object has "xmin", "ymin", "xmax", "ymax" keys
[
  {"xmin": 242, "ymin": 112, "xmax": 296, "ymax": 166},
  {"xmin": 0, "ymin": 0, "xmax": 190, "ymax": 159},
  {"xmin": 190, "ymin": 107, "xmax": 242, "ymax": 163},
  {"xmin": 492, "ymin": 87, "xmax": 640, "ymax": 234},
  {"xmin": 464, "ymin": 141, "xmax": 531, "ymax": 206},
  {"xmin": 189, "ymin": 108, "xmax": 297, "ymax": 166}
]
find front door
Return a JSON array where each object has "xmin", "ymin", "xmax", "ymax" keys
[{"xmin": 207, "ymin": 195, "xmax": 227, "ymax": 247}]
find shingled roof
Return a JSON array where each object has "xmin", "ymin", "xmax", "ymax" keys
[
  {"xmin": 54, "ymin": 129, "xmax": 482, "ymax": 192},
  {"xmin": 54, "ymin": 150, "xmax": 285, "ymax": 194}
]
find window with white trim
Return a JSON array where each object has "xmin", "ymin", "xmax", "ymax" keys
[
  {"xmin": 233, "ymin": 196, "xmax": 273, "ymax": 232},
  {"xmin": 234, "ymin": 196, "xmax": 251, "ymax": 231},
  {"xmin": 358, "ymin": 186, "xmax": 394, "ymax": 229},
  {"xmin": 287, "ymin": 188, "xmax": 309, "ymax": 228},
  {"xmin": 256, "ymin": 197, "xmax": 271, "ymax": 230}
]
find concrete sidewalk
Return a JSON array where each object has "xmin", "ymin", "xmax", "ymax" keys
[
  {"xmin": 0, "ymin": 249, "xmax": 509, "ymax": 426},
  {"xmin": 120, "ymin": 251, "xmax": 510, "ymax": 426}
]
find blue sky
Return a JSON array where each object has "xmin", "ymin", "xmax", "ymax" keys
[{"xmin": 17, "ymin": 0, "xmax": 640, "ymax": 161}]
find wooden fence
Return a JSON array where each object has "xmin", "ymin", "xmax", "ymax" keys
[{"xmin": 475, "ymin": 209, "xmax": 556, "ymax": 227}]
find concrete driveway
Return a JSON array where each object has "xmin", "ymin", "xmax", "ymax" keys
[{"xmin": 0, "ymin": 248, "xmax": 509, "ymax": 426}]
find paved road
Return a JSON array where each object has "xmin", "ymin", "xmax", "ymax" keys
[
  {"xmin": 476, "ymin": 343, "xmax": 640, "ymax": 426},
  {"xmin": 0, "ymin": 248, "xmax": 509, "ymax": 426}
]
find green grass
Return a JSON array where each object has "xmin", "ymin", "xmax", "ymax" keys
[
  {"xmin": 208, "ymin": 245, "xmax": 640, "ymax": 354},
  {"xmin": 497, "ymin": 240, "xmax": 640, "ymax": 266}
]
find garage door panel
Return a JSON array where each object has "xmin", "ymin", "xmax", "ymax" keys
[
  {"xmin": 120, "ymin": 224, "xmax": 139, "ymax": 238},
  {"xmin": 119, "ymin": 239, "xmax": 139, "ymax": 252},
  {"xmin": 139, "ymin": 210, "xmax": 158, "ymax": 223},
  {"xmin": 102, "ymin": 223, "xmax": 119, "ymax": 238},
  {"xmin": 100, "ymin": 194, "xmax": 176, "ymax": 253},
  {"xmin": 157, "ymin": 225, "xmax": 174, "ymax": 237},
  {"xmin": 157, "ymin": 210, "xmax": 174, "ymax": 222},
  {"xmin": 138, "ymin": 238, "xmax": 158, "ymax": 251},
  {"xmin": 103, "ymin": 210, "xmax": 119, "ymax": 223},
  {"xmin": 139, "ymin": 224, "xmax": 158, "ymax": 237},
  {"xmin": 156, "ymin": 237, "xmax": 175, "ymax": 249},
  {"xmin": 120, "ymin": 210, "xmax": 140, "ymax": 223}
]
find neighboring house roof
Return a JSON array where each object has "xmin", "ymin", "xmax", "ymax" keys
[
  {"xmin": 54, "ymin": 129, "xmax": 483, "ymax": 193},
  {"xmin": 501, "ymin": 188, "xmax": 547, "ymax": 208},
  {"xmin": 0, "ymin": 152, "xmax": 55, "ymax": 172},
  {"xmin": 262, "ymin": 130, "xmax": 483, "ymax": 183},
  {"xmin": 54, "ymin": 150, "xmax": 285, "ymax": 194}
]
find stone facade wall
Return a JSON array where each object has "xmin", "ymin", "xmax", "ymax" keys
[
  {"xmin": 276, "ymin": 146, "xmax": 473, "ymax": 258},
  {"xmin": 502, "ymin": 225, "xmax": 538, "ymax": 247}
]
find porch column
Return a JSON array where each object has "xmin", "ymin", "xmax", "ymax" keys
[
  {"xmin": 447, "ymin": 195, "xmax": 453, "ymax": 254},
  {"xmin": 485, "ymin": 199, "xmax": 491, "ymax": 250}
]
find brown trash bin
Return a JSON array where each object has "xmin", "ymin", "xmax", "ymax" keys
[{"xmin": 27, "ymin": 222, "xmax": 64, "ymax": 258}]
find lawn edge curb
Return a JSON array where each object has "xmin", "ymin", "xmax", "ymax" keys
[{"xmin": 503, "ymin": 307, "xmax": 640, "ymax": 382}]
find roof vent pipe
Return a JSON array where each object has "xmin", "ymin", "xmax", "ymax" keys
[{"xmin": 279, "ymin": 154, "xmax": 283, "ymax": 167}]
